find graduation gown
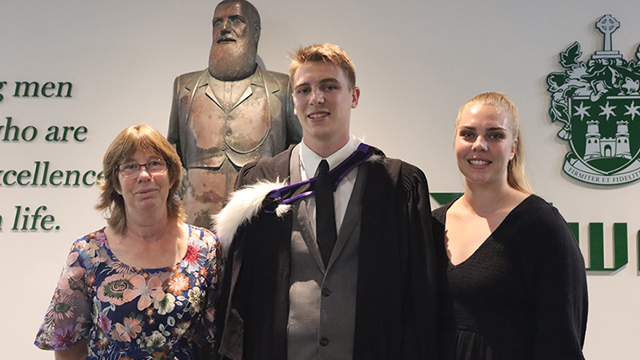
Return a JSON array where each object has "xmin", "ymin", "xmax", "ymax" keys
[{"xmin": 214, "ymin": 146, "xmax": 440, "ymax": 360}]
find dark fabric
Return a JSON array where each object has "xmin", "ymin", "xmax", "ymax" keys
[
  {"xmin": 432, "ymin": 195, "xmax": 588, "ymax": 360},
  {"xmin": 315, "ymin": 159, "xmax": 337, "ymax": 267},
  {"xmin": 216, "ymin": 146, "xmax": 440, "ymax": 360}
]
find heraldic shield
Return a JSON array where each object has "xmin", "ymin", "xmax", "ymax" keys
[{"xmin": 547, "ymin": 14, "xmax": 640, "ymax": 185}]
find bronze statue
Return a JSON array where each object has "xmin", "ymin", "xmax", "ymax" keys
[{"xmin": 168, "ymin": 0, "xmax": 302, "ymax": 228}]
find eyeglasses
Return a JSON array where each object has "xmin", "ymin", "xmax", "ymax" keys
[{"xmin": 118, "ymin": 159, "xmax": 167, "ymax": 177}]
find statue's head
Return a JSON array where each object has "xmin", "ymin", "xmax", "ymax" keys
[{"xmin": 208, "ymin": 0, "xmax": 261, "ymax": 81}]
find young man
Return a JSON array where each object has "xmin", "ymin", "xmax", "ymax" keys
[{"xmin": 214, "ymin": 43, "xmax": 439, "ymax": 360}]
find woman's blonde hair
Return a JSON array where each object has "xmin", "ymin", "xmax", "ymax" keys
[
  {"xmin": 456, "ymin": 92, "xmax": 533, "ymax": 193},
  {"xmin": 95, "ymin": 125, "xmax": 185, "ymax": 234}
]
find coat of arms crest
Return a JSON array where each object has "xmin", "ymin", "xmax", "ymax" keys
[{"xmin": 547, "ymin": 15, "xmax": 640, "ymax": 185}]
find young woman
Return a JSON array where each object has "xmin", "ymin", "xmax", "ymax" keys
[{"xmin": 433, "ymin": 92, "xmax": 588, "ymax": 360}]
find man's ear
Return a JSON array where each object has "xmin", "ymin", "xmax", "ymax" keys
[
  {"xmin": 351, "ymin": 86, "xmax": 360, "ymax": 109},
  {"xmin": 253, "ymin": 25, "xmax": 261, "ymax": 47}
]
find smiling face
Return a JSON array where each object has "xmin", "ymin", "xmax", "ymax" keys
[
  {"xmin": 455, "ymin": 104, "xmax": 517, "ymax": 188},
  {"xmin": 208, "ymin": 1, "xmax": 259, "ymax": 81},
  {"xmin": 292, "ymin": 61, "xmax": 359, "ymax": 156},
  {"xmin": 117, "ymin": 150, "xmax": 173, "ymax": 217}
]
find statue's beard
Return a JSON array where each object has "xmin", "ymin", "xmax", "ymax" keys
[{"xmin": 209, "ymin": 41, "xmax": 257, "ymax": 81}]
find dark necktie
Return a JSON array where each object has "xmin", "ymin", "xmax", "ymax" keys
[{"xmin": 315, "ymin": 159, "xmax": 337, "ymax": 267}]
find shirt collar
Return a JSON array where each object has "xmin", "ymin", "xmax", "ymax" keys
[
  {"xmin": 206, "ymin": 65, "xmax": 263, "ymax": 88},
  {"xmin": 300, "ymin": 137, "xmax": 359, "ymax": 179}
]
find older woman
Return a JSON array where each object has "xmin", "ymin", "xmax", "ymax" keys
[
  {"xmin": 35, "ymin": 125, "xmax": 222, "ymax": 359},
  {"xmin": 432, "ymin": 92, "xmax": 588, "ymax": 359}
]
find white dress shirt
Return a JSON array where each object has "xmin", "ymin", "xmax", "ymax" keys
[{"xmin": 299, "ymin": 137, "xmax": 359, "ymax": 234}]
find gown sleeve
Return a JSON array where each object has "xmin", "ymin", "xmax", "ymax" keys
[{"xmin": 400, "ymin": 162, "xmax": 440, "ymax": 358}]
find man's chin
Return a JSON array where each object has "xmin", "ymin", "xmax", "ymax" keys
[{"xmin": 212, "ymin": 52, "xmax": 244, "ymax": 64}]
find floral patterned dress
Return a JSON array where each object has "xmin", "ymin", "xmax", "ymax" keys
[{"xmin": 35, "ymin": 225, "xmax": 223, "ymax": 360}]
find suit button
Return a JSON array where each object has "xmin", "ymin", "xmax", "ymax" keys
[
  {"xmin": 320, "ymin": 337, "xmax": 329, "ymax": 346},
  {"xmin": 321, "ymin": 288, "xmax": 331, "ymax": 297},
  {"xmin": 227, "ymin": 116, "xmax": 233, "ymax": 121}
]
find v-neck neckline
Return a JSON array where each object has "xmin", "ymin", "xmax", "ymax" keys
[{"xmin": 444, "ymin": 194, "xmax": 534, "ymax": 268}]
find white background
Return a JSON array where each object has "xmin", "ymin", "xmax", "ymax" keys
[{"xmin": 1, "ymin": 1, "xmax": 638, "ymax": 359}]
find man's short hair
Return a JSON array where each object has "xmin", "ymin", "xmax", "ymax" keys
[{"xmin": 289, "ymin": 43, "xmax": 356, "ymax": 89}]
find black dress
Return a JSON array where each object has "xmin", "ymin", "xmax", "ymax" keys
[{"xmin": 432, "ymin": 195, "xmax": 588, "ymax": 360}]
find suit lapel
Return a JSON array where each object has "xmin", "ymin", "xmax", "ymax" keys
[
  {"xmin": 290, "ymin": 145, "xmax": 326, "ymax": 272},
  {"xmin": 327, "ymin": 162, "xmax": 367, "ymax": 269},
  {"xmin": 200, "ymin": 67, "xmax": 271, "ymax": 112}
]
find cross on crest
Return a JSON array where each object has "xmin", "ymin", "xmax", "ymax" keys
[{"xmin": 593, "ymin": 14, "xmax": 622, "ymax": 59}]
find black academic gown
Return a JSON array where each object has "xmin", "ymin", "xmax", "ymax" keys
[{"xmin": 215, "ymin": 146, "xmax": 440, "ymax": 360}]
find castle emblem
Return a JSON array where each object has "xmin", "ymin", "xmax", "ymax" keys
[{"xmin": 547, "ymin": 14, "xmax": 640, "ymax": 185}]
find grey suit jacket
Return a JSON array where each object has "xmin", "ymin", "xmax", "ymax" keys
[{"xmin": 287, "ymin": 145, "xmax": 368, "ymax": 360}]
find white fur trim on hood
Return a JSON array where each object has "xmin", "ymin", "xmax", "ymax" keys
[{"xmin": 213, "ymin": 180, "xmax": 290, "ymax": 254}]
